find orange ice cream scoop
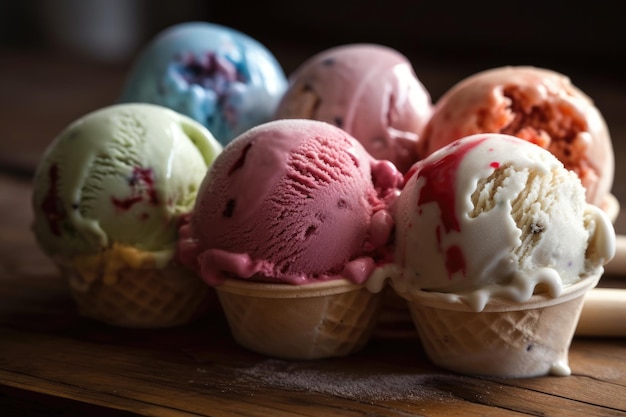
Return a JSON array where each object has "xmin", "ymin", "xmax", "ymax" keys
[{"xmin": 418, "ymin": 66, "xmax": 614, "ymax": 210}]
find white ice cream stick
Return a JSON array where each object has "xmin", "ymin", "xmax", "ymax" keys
[
  {"xmin": 602, "ymin": 234, "xmax": 626, "ymax": 276},
  {"xmin": 576, "ymin": 288, "xmax": 626, "ymax": 337}
]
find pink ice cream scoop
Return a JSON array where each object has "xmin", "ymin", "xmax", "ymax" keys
[
  {"xmin": 177, "ymin": 119, "xmax": 403, "ymax": 286},
  {"xmin": 418, "ymin": 66, "xmax": 614, "ymax": 209},
  {"xmin": 274, "ymin": 44, "xmax": 433, "ymax": 173}
]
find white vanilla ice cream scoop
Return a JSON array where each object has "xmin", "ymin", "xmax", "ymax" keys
[{"xmin": 386, "ymin": 133, "xmax": 615, "ymax": 312}]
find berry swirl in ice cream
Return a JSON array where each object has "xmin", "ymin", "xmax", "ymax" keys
[
  {"xmin": 32, "ymin": 103, "xmax": 222, "ymax": 272},
  {"xmin": 381, "ymin": 133, "xmax": 615, "ymax": 312}
]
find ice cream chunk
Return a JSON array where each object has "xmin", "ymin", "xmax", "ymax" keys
[
  {"xmin": 275, "ymin": 44, "xmax": 433, "ymax": 173},
  {"xmin": 178, "ymin": 118, "xmax": 403, "ymax": 286},
  {"xmin": 418, "ymin": 66, "xmax": 614, "ymax": 209},
  {"xmin": 389, "ymin": 133, "xmax": 615, "ymax": 312},
  {"xmin": 32, "ymin": 103, "xmax": 223, "ymax": 264},
  {"xmin": 119, "ymin": 21, "xmax": 288, "ymax": 146}
]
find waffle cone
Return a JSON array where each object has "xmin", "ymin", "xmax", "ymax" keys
[
  {"xmin": 55, "ymin": 259, "xmax": 213, "ymax": 328},
  {"xmin": 401, "ymin": 273, "xmax": 601, "ymax": 378},
  {"xmin": 216, "ymin": 278, "xmax": 382, "ymax": 360}
]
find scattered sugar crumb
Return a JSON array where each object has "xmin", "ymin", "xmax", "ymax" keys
[{"xmin": 234, "ymin": 359, "xmax": 452, "ymax": 402}]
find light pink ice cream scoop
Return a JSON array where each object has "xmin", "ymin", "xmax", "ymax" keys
[
  {"xmin": 177, "ymin": 119, "xmax": 403, "ymax": 286},
  {"xmin": 275, "ymin": 44, "xmax": 433, "ymax": 173},
  {"xmin": 418, "ymin": 66, "xmax": 614, "ymax": 209}
]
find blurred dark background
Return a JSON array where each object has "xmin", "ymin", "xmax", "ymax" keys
[
  {"xmin": 1, "ymin": 0, "xmax": 626, "ymax": 216},
  {"xmin": 1, "ymin": 0, "xmax": 624, "ymax": 88},
  {"xmin": 1, "ymin": 0, "xmax": 625, "ymax": 177}
]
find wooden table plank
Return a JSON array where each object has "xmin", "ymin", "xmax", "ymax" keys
[{"xmin": 3, "ymin": 325, "xmax": 626, "ymax": 417}]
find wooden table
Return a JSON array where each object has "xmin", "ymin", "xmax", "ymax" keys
[{"xmin": 1, "ymin": 50, "xmax": 626, "ymax": 417}]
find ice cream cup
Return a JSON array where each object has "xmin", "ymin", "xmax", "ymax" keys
[
  {"xmin": 54, "ymin": 257, "xmax": 213, "ymax": 328},
  {"xmin": 215, "ymin": 278, "xmax": 383, "ymax": 360},
  {"xmin": 398, "ymin": 273, "xmax": 601, "ymax": 378}
]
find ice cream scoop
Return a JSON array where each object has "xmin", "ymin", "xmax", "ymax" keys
[
  {"xmin": 387, "ymin": 133, "xmax": 615, "ymax": 312},
  {"xmin": 32, "ymin": 103, "xmax": 222, "ymax": 266},
  {"xmin": 31, "ymin": 103, "xmax": 223, "ymax": 327},
  {"xmin": 418, "ymin": 66, "xmax": 614, "ymax": 210},
  {"xmin": 178, "ymin": 118, "xmax": 403, "ymax": 286},
  {"xmin": 275, "ymin": 44, "xmax": 433, "ymax": 173},
  {"xmin": 119, "ymin": 21, "xmax": 288, "ymax": 146}
]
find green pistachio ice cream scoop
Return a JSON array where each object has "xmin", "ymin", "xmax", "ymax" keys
[{"xmin": 31, "ymin": 103, "xmax": 222, "ymax": 264}]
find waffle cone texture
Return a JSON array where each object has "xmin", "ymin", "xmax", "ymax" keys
[
  {"xmin": 400, "ymin": 273, "xmax": 601, "ymax": 378},
  {"xmin": 216, "ymin": 278, "xmax": 382, "ymax": 359},
  {"xmin": 55, "ymin": 258, "xmax": 212, "ymax": 328}
]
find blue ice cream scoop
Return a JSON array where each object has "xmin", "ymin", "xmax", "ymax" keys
[{"xmin": 119, "ymin": 21, "xmax": 288, "ymax": 146}]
